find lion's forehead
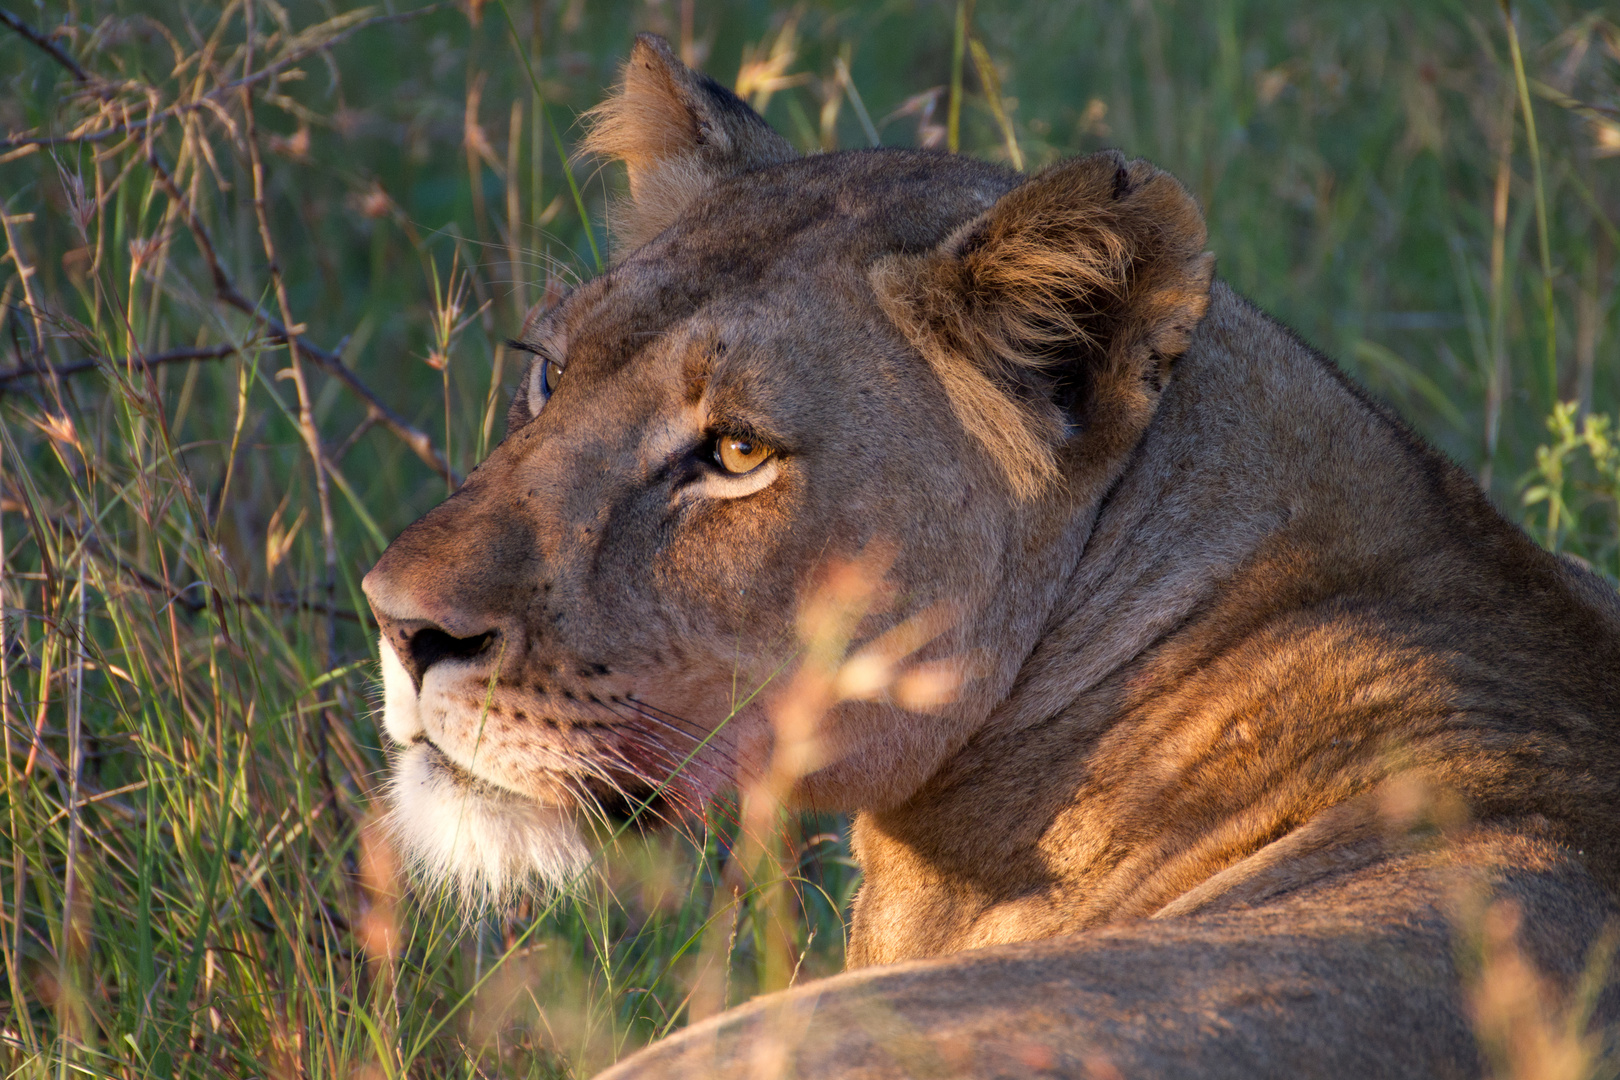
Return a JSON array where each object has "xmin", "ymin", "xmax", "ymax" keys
[
  {"xmin": 538, "ymin": 286, "xmax": 900, "ymax": 464},
  {"xmin": 656, "ymin": 151, "xmax": 1018, "ymax": 269},
  {"xmin": 508, "ymin": 153, "xmax": 1019, "ymax": 443},
  {"xmin": 545, "ymin": 151, "xmax": 1017, "ymax": 353}
]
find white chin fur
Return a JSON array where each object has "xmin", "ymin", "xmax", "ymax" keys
[
  {"xmin": 385, "ymin": 742, "xmax": 589, "ymax": 910},
  {"xmin": 378, "ymin": 639, "xmax": 423, "ymax": 744}
]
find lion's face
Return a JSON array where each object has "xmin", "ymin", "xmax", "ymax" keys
[
  {"xmin": 364, "ymin": 153, "xmax": 1024, "ymax": 899},
  {"xmin": 362, "ymin": 35, "xmax": 1212, "ymax": 902}
]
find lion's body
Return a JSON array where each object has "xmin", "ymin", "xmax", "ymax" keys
[
  {"xmin": 601, "ymin": 830, "xmax": 1613, "ymax": 1079},
  {"xmin": 362, "ymin": 34, "xmax": 1620, "ymax": 1077},
  {"xmin": 849, "ymin": 281, "xmax": 1620, "ymax": 966}
]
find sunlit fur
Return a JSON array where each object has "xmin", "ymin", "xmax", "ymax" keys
[
  {"xmin": 873, "ymin": 162, "xmax": 1213, "ymax": 499},
  {"xmin": 376, "ymin": 643, "xmax": 421, "ymax": 744}
]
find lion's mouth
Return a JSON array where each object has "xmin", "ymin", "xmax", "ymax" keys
[
  {"xmin": 585, "ymin": 776, "xmax": 672, "ymax": 831},
  {"xmin": 414, "ymin": 736, "xmax": 672, "ymax": 831},
  {"xmin": 384, "ymin": 740, "xmax": 591, "ymax": 905},
  {"xmin": 414, "ymin": 737, "xmax": 531, "ymax": 800}
]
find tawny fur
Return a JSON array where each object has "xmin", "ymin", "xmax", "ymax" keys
[
  {"xmin": 873, "ymin": 155, "xmax": 1214, "ymax": 498},
  {"xmin": 364, "ymin": 34, "xmax": 1620, "ymax": 1079},
  {"xmin": 580, "ymin": 34, "xmax": 794, "ymax": 251}
]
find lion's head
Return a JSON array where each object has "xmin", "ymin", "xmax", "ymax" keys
[{"xmin": 361, "ymin": 34, "xmax": 1213, "ymax": 903}]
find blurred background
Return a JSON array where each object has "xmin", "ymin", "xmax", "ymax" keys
[{"xmin": 1, "ymin": 0, "xmax": 1617, "ymax": 1076}]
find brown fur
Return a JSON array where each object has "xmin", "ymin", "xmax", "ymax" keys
[
  {"xmin": 874, "ymin": 156, "xmax": 1214, "ymax": 498},
  {"xmin": 363, "ymin": 35, "xmax": 1620, "ymax": 1078},
  {"xmin": 599, "ymin": 830, "xmax": 1613, "ymax": 1080},
  {"xmin": 581, "ymin": 34, "xmax": 795, "ymax": 251}
]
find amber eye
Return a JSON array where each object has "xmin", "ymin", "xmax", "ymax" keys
[
  {"xmin": 715, "ymin": 435, "xmax": 772, "ymax": 474},
  {"xmin": 528, "ymin": 357, "xmax": 564, "ymax": 416}
]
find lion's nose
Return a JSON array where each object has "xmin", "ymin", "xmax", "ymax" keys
[
  {"xmin": 361, "ymin": 471, "xmax": 533, "ymax": 691},
  {"xmin": 363, "ymin": 564, "xmax": 504, "ymax": 690},
  {"xmin": 392, "ymin": 620, "xmax": 496, "ymax": 689}
]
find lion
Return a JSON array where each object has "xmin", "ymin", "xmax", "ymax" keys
[{"xmin": 361, "ymin": 33, "xmax": 1620, "ymax": 1078}]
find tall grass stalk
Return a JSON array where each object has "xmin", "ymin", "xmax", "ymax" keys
[
  {"xmin": 496, "ymin": 0, "xmax": 603, "ymax": 274},
  {"xmin": 946, "ymin": 0, "xmax": 970, "ymax": 154},
  {"xmin": 1500, "ymin": 0, "xmax": 1559, "ymax": 409}
]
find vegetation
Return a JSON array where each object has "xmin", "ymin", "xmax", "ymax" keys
[{"xmin": 0, "ymin": 0, "xmax": 1616, "ymax": 1075}]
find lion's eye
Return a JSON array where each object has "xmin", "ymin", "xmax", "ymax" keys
[
  {"xmin": 528, "ymin": 357, "xmax": 564, "ymax": 417},
  {"xmin": 715, "ymin": 436, "xmax": 772, "ymax": 474}
]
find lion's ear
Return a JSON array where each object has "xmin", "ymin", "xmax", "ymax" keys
[
  {"xmin": 874, "ymin": 150, "xmax": 1215, "ymax": 500},
  {"xmin": 581, "ymin": 33, "xmax": 796, "ymax": 251}
]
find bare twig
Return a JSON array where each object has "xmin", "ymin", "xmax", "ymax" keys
[
  {"xmin": 140, "ymin": 574, "xmax": 367, "ymax": 627},
  {"xmin": 1531, "ymin": 78, "xmax": 1620, "ymax": 122},
  {"xmin": 0, "ymin": 8, "xmax": 92, "ymax": 84},
  {"xmin": 232, "ymin": 592, "xmax": 367, "ymax": 626},
  {"xmin": 144, "ymin": 151, "xmax": 459, "ymax": 484},
  {"xmin": 0, "ymin": 485, "xmax": 367, "ymax": 626},
  {"xmin": 0, "ymin": 4, "xmax": 452, "ymax": 150},
  {"xmin": 0, "ymin": 344, "xmax": 241, "ymax": 392},
  {"xmin": 330, "ymin": 413, "xmax": 379, "ymax": 464}
]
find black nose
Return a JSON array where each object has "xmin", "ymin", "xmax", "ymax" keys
[
  {"xmin": 375, "ymin": 614, "xmax": 496, "ymax": 690},
  {"xmin": 361, "ymin": 483, "xmax": 532, "ymax": 692},
  {"xmin": 406, "ymin": 626, "xmax": 494, "ymax": 685}
]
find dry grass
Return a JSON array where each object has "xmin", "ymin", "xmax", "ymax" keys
[{"xmin": 0, "ymin": 0, "xmax": 1617, "ymax": 1076}]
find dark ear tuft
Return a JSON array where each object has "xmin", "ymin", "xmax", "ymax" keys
[
  {"xmin": 580, "ymin": 34, "xmax": 795, "ymax": 252},
  {"xmin": 874, "ymin": 150, "xmax": 1215, "ymax": 500},
  {"xmin": 1111, "ymin": 164, "xmax": 1132, "ymax": 201}
]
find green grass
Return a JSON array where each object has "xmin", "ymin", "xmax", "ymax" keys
[{"xmin": 0, "ymin": 0, "xmax": 1617, "ymax": 1076}]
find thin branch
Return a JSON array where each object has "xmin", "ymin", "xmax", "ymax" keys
[
  {"xmin": 0, "ymin": 8, "xmax": 91, "ymax": 84},
  {"xmin": 146, "ymin": 578, "xmax": 368, "ymax": 626},
  {"xmin": 0, "ymin": 344, "xmax": 241, "ymax": 392},
  {"xmin": 330, "ymin": 413, "xmax": 378, "ymax": 464},
  {"xmin": 0, "ymin": 3, "xmax": 452, "ymax": 150},
  {"xmin": 129, "ymin": 570, "xmax": 367, "ymax": 626},
  {"xmin": 234, "ymin": 591, "xmax": 367, "ymax": 625},
  {"xmin": 144, "ymin": 151, "xmax": 459, "ymax": 484},
  {"xmin": 1529, "ymin": 78, "xmax": 1620, "ymax": 121}
]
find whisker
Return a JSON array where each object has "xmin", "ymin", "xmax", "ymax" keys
[
  {"xmin": 619, "ymin": 697, "xmax": 767, "ymax": 788},
  {"xmin": 591, "ymin": 747, "xmax": 694, "ymax": 833},
  {"xmin": 596, "ymin": 721, "xmax": 683, "ymax": 784},
  {"xmin": 600, "ymin": 728, "xmax": 711, "ymax": 820},
  {"xmin": 581, "ymin": 718, "xmax": 692, "ymax": 798},
  {"xmin": 622, "ymin": 695, "xmax": 720, "ymax": 737},
  {"xmin": 600, "ymin": 697, "xmax": 710, "ymax": 755},
  {"xmin": 606, "ymin": 703, "xmax": 748, "ymax": 799},
  {"xmin": 614, "ymin": 696, "xmax": 739, "ymax": 761},
  {"xmin": 558, "ymin": 770, "xmax": 615, "ymax": 837}
]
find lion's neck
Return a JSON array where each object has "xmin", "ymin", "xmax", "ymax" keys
[{"xmin": 846, "ymin": 285, "xmax": 1431, "ymax": 966}]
